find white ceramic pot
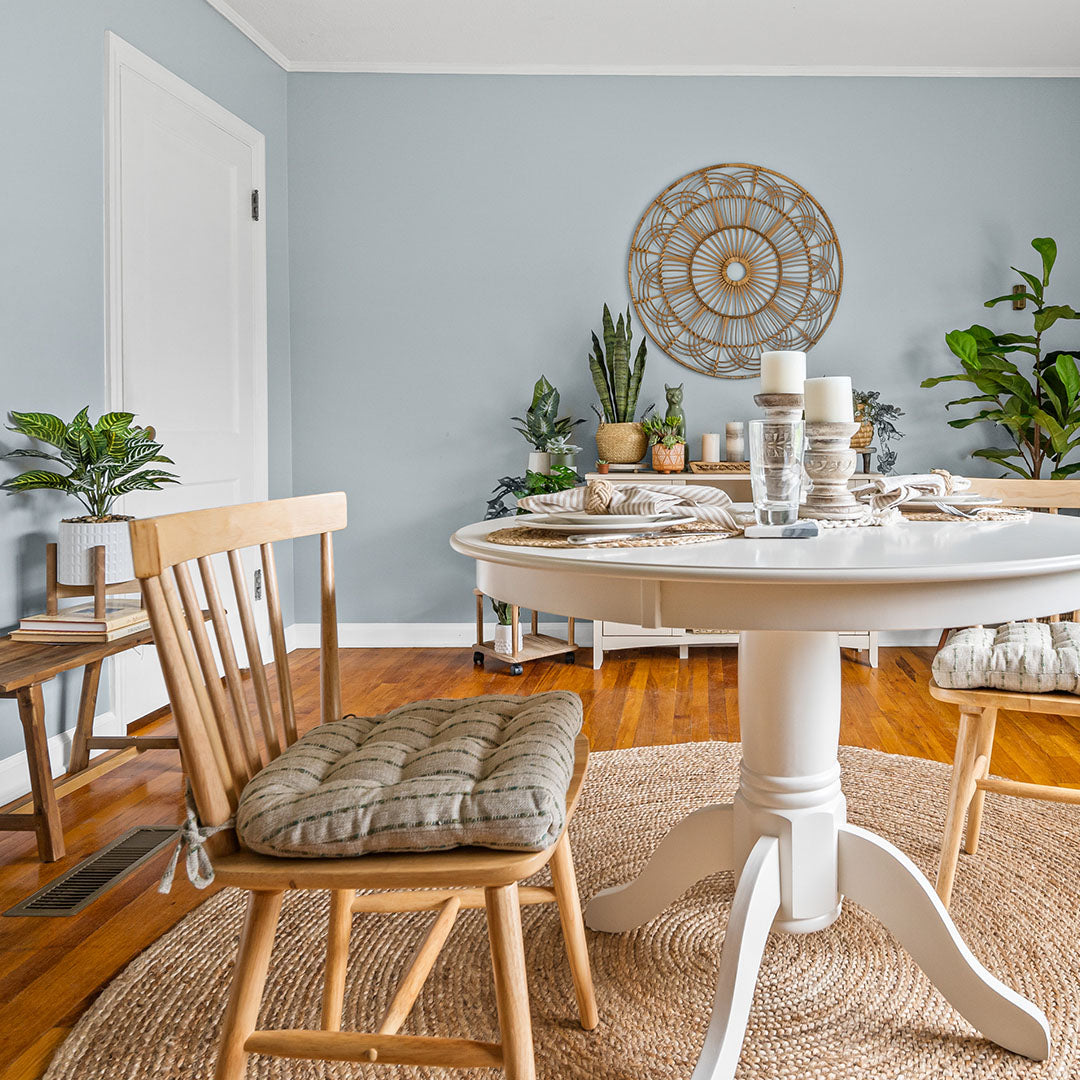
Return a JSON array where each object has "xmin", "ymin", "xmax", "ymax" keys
[
  {"xmin": 527, "ymin": 451, "xmax": 551, "ymax": 475},
  {"xmin": 57, "ymin": 518, "xmax": 135, "ymax": 586},
  {"xmin": 493, "ymin": 623, "xmax": 524, "ymax": 656}
]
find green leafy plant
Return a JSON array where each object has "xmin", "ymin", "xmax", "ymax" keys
[
  {"xmin": 921, "ymin": 237, "xmax": 1080, "ymax": 478},
  {"xmin": 588, "ymin": 304, "xmax": 650, "ymax": 424},
  {"xmin": 2, "ymin": 409, "xmax": 178, "ymax": 519},
  {"xmin": 491, "ymin": 599, "xmax": 513, "ymax": 626},
  {"xmin": 485, "ymin": 465, "xmax": 580, "ymax": 519},
  {"xmin": 511, "ymin": 376, "xmax": 583, "ymax": 451},
  {"xmin": 852, "ymin": 389, "xmax": 905, "ymax": 475},
  {"xmin": 641, "ymin": 415, "xmax": 685, "ymax": 449}
]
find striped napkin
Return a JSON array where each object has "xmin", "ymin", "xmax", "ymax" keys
[
  {"xmin": 517, "ymin": 479, "xmax": 743, "ymax": 529},
  {"xmin": 850, "ymin": 470, "xmax": 972, "ymax": 513}
]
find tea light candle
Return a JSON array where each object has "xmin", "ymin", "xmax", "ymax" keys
[
  {"xmin": 701, "ymin": 433, "xmax": 721, "ymax": 463},
  {"xmin": 804, "ymin": 376, "xmax": 854, "ymax": 423},
  {"xmin": 760, "ymin": 351, "xmax": 806, "ymax": 395},
  {"xmin": 725, "ymin": 422, "xmax": 745, "ymax": 461}
]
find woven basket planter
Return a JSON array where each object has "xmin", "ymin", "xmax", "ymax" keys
[
  {"xmin": 595, "ymin": 422, "xmax": 647, "ymax": 464},
  {"xmin": 850, "ymin": 409, "xmax": 874, "ymax": 450}
]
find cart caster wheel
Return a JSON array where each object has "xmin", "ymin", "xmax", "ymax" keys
[
  {"xmin": 473, "ymin": 651, "xmax": 484, "ymax": 666},
  {"xmin": 564, "ymin": 652, "xmax": 576, "ymax": 664},
  {"xmin": 509, "ymin": 663, "xmax": 524, "ymax": 676}
]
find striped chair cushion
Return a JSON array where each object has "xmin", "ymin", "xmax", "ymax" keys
[
  {"xmin": 235, "ymin": 692, "xmax": 582, "ymax": 858},
  {"xmin": 933, "ymin": 621, "xmax": 1080, "ymax": 694}
]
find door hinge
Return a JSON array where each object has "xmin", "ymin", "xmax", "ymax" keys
[{"xmin": 251, "ymin": 189, "xmax": 260, "ymax": 221}]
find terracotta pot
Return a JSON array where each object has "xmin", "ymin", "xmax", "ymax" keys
[
  {"xmin": 596, "ymin": 462, "xmax": 610, "ymax": 474},
  {"xmin": 651, "ymin": 443, "xmax": 686, "ymax": 474},
  {"xmin": 57, "ymin": 518, "xmax": 134, "ymax": 585},
  {"xmin": 595, "ymin": 422, "xmax": 647, "ymax": 464}
]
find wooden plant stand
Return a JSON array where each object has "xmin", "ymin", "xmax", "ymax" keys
[{"xmin": 471, "ymin": 589, "xmax": 579, "ymax": 676}]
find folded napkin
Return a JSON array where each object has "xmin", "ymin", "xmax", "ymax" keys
[
  {"xmin": 517, "ymin": 479, "xmax": 743, "ymax": 530},
  {"xmin": 850, "ymin": 469, "xmax": 972, "ymax": 512}
]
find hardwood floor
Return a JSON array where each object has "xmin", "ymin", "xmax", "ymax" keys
[{"xmin": 2, "ymin": 643, "xmax": 1079, "ymax": 1078}]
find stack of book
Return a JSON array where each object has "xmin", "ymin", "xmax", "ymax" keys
[{"xmin": 11, "ymin": 598, "xmax": 149, "ymax": 644}]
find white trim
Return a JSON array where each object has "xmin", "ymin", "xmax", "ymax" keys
[
  {"xmin": 0, "ymin": 712, "xmax": 124, "ymax": 808},
  {"xmin": 200, "ymin": 0, "xmax": 291, "ymax": 70}
]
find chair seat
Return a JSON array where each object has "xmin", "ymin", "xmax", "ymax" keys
[
  {"xmin": 934, "ymin": 621, "xmax": 1080, "ymax": 694},
  {"xmin": 235, "ymin": 692, "xmax": 583, "ymax": 859}
]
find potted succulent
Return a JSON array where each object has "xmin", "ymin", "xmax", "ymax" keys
[
  {"xmin": 491, "ymin": 599, "xmax": 523, "ymax": 656},
  {"xmin": 642, "ymin": 416, "xmax": 686, "ymax": 474},
  {"xmin": 545, "ymin": 434, "xmax": 582, "ymax": 472},
  {"xmin": 2, "ymin": 409, "xmax": 178, "ymax": 584},
  {"xmin": 588, "ymin": 304, "xmax": 652, "ymax": 463},
  {"xmin": 596, "ymin": 458, "xmax": 610, "ymax": 474},
  {"xmin": 512, "ymin": 376, "xmax": 584, "ymax": 474},
  {"xmin": 851, "ymin": 389, "xmax": 906, "ymax": 474}
]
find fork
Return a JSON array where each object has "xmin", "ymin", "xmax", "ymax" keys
[{"xmin": 931, "ymin": 501, "xmax": 982, "ymax": 519}]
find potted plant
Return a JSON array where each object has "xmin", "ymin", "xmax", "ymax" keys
[
  {"xmin": 596, "ymin": 458, "xmax": 610, "ymax": 474},
  {"xmin": 2, "ymin": 409, "xmax": 178, "ymax": 584},
  {"xmin": 921, "ymin": 236, "xmax": 1080, "ymax": 478},
  {"xmin": 589, "ymin": 304, "xmax": 652, "ymax": 463},
  {"xmin": 485, "ymin": 465, "xmax": 580, "ymax": 519},
  {"xmin": 491, "ymin": 599, "xmax": 523, "ymax": 655},
  {"xmin": 851, "ymin": 389, "xmax": 906, "ymax": 474},
  {"xmin": 545, "ymin": 434, "xmax": 582, "ymax": 472},
  {"xmin": 642, "ymin": 416, "xmax": 686, "ymax": 474},
  {"xmin": 511, "ymin": 376, "xmax": 583, "ymax": 474}
]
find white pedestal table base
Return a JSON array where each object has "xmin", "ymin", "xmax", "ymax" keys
[{"xmin": 584, "ymin": 630, "xmax": 1050, "ymax": 1079}]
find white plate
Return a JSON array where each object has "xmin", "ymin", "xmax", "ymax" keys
[
  {"xmin": 903, "ymin": 495, "xmax": 1002, "ymax": 509},
  {"xmin": 524, "ymin": 512, "xmax": 696, "ymax": 533}
]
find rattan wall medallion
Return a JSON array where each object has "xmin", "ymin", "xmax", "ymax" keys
[{"xmin": 628, "ymin": 163, "xmax": 843, "ymax": 379}]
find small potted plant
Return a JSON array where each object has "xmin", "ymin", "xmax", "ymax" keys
[
  {"xmin": 642, "ymin": 416, "xmax": 686, "ymax": 474},
  {"xmin": 491, "ymin": 599, "xmax": 523, "ymax": 656},
  {"xmin": 512, "ymin": 376, "xmax": 583, "ymax": 474},
  {"xmin": 545, "ymin": 434, "xmax": 582, "ymax": 471},
  {"xmin": 588, "ymin": 304, "xmax": 652, "ymax": 463},
  {"xmin": 2, "ymin": 409, "xmax": 178, "ymax": 584},
  {"xmin": 596, "ymin": 458, "xmax": 610, "ymax": 474},
  {"xmin": 851, "ymin": 389, "xmax": 906, "ymax": 474}
]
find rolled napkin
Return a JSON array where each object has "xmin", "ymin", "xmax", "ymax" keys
[
  {"xmin": 850, "ymin": 470, "xmax": 972, "ymax": 512},
  {"xmin": 517, "ymin": 479, "xmax": 743, "ymax": 530}
]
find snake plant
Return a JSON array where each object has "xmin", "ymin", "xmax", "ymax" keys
[
  {"xmin": 2, "ymin": 408, "xmax": 178, "ymax": 519},
  {"xmin": 588, "ymin": 304, "xmax": 648, "ymax": 424}
]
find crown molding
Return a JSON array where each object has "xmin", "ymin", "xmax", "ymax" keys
[{"xmin": 202, "ymin": 0, "xmax": 291, "ymax": 70}]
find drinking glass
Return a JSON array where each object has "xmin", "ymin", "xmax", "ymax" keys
[{"xmin": 749, "ymin": 419, "xmax": 805, "ymax": 525}]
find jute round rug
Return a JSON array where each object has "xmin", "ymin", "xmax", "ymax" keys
[{"xmin": 47, "ymin": 743, "xmax": 1080, "ymax": 1079}]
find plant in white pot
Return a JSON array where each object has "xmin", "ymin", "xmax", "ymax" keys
[
  {"xmin": 511, "ymin": 376, "xmax": 583, "ymax": 475},
  {"xmin": 2, "ymin": 409, "xmax": 178, "ymax": 585},
  {"xmin": 491, "ymin": 599, "xmax": 523, "ymax": 656}
]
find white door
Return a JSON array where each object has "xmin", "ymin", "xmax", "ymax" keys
[{"xmin": 105, "ymin": 34, "xmax": 268, "ymax": 727}]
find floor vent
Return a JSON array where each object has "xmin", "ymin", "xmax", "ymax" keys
[{"xmin": 4, "ymin": 826, "xmax": 178, "ymax": 917}]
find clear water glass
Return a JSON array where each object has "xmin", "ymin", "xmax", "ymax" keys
[{"xmin": 749, "ymin": 419, "xmax": 805, "ymax": 525}]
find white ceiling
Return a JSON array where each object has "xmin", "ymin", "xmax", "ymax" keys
[{"xmin": 204, "ymin": 0, "xmax": 1080, "ymax": 75}]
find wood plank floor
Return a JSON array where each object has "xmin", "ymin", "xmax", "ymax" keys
[{"xmin": 2, "ymin": 644, "xmax": 1079, "ymax": 1078}]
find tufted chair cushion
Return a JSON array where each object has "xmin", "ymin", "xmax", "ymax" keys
[{"xmin": 933, "ymin": 622, "xmax": 1080, "ymax": 694}]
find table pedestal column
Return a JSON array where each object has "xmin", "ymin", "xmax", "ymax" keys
[{"xmin": 585, "ymin": 630, "xmax": 1050, "ymax": 1080}]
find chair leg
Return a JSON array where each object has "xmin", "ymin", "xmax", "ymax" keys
[
  {"xmin": 321, "ymin": 889, "xmax": 355, "ymax": 1030},
  {"xmin": 964, "ymin": 707, "xmax": 998, "ymax": 856},
  {"xmin": 215, "ymin": 890, "xmax": 284, "ymax": 1080},
  {"xmin": 936, "ymin": 708, "xmax": 981, "ymax": 909},
  {"xmin": 548, "ymin": 833, "xmax": 599, "ymax": 1030},
  {"xmin": 485, "ymin": 883, "xmax": 536, "ymax": 1080}
]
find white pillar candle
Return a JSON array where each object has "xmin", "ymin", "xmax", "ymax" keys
[
  {"xmin": 701, "ymin": 433, "xmax": 721, "ymax": 463},
  {"xmin": 725, "ymin": 422, "xmax": 745, "ymax": 461},
  {"xmin": 804, "ymin": 376, "xmax": 854, "ymax": 423},
  {"xmin": 760, "ymin": 351, "xmax": 806, "ymax": 395}
]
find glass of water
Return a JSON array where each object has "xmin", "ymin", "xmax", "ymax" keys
[{"xmin": 748, "ymin": 419, "xmax": 805, "ymax": 526}]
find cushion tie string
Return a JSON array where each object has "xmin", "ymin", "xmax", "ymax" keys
[{"xmin": 159, "ymin": 785, "xmax": 234, "ymax": 894}]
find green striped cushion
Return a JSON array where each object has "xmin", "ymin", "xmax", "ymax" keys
[
  {"xmin": 933, "ymin": 621, "xmax": 1080, "ymax": 693},
  {"xmin": 235, "ymin": 692, "xmax": 582, "ymax": 857}
]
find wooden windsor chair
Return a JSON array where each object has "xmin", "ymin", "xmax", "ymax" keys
[
  {"xmin": 129, "ymin": 492, "xmax": 597, "ymax": 1080},
  {"xmin": 930, "ymin": 477, "xmax": 1080, "ymax": 907}
]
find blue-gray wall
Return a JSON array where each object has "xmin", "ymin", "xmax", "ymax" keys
[
  {"xmin": 0, "ymin": 1, "xmax": 292, "ymax": 759},
  {"xmin": 286, "ymin": 74, "xmax": 1080, "ymax": 624}
]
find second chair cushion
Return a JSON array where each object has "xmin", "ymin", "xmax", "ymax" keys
[
  {"xmin": 933, "ymin": 621, "xmax": 1080, "ymax": 694},
  {"xmin": 235, "ymin": 691, "xmax": 582, "ymax": 858}
]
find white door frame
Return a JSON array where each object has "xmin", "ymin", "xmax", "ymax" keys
[{"xmin": 103, "ymin": 31, "xmax": 269, "ymax": 723}]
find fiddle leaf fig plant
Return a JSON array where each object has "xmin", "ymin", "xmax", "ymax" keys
[
  {"xmin": 921, "ymin": 237, "xmax": 1080, "ymax": 478},
  {"xmin": 2, "ymin": 408, "xmax": 178, "ymax": 519}
]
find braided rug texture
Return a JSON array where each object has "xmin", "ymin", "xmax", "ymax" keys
[{"xmin": 46, "ymin": 742, "xmax": 1080, "ymax": 1079}]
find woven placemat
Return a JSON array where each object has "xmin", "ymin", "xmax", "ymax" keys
[
  {"xmin": 901, "ymin": 509, "xmax": 1033, "ymax": 523},
  {"xmin": 486, "ymin": 523, "xmax": 738, "ymax": 549}
]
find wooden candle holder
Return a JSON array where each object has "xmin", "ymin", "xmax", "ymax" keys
[
  {"xmin": 800, "ymin": 421, "xmax": 866, "ymax": 521},
  {"xmin": 753, "ymin": 392, "xmax": 804, "ymax": 422}
]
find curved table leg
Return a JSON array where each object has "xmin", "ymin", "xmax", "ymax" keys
[
  {"xmin": 585, "ymin": 803, "xmax": 733, "ymax": 933},
  {"xmin": 690, "ymin": 836, "xmax": 781, "ymax": 1080},
  {"xmin": 838, "ymin": 823, "xmax": 1050, "ymax": 1060}
]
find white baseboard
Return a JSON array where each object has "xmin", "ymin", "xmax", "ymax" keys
[
  {"xmin": 0, "ymin": 710, "xmax": 124, "ymax": 808},
  {"xmin": 285, "ymin": 622, "xmax": 937, "ymax": 649}
]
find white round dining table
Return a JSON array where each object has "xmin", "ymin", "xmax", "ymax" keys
[{"xmin": 452, "ymin": 513, "xmax": 1080, "ymax": 1078}]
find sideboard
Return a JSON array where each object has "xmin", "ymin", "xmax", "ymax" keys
[{"xmin": 583, "ymin": 471, "xmax": 879, "ymax": 669}]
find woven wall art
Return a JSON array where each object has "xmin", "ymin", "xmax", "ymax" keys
[{"xmin": 628, "ymin": 163, "xmax": 843, "ymax": 379}]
